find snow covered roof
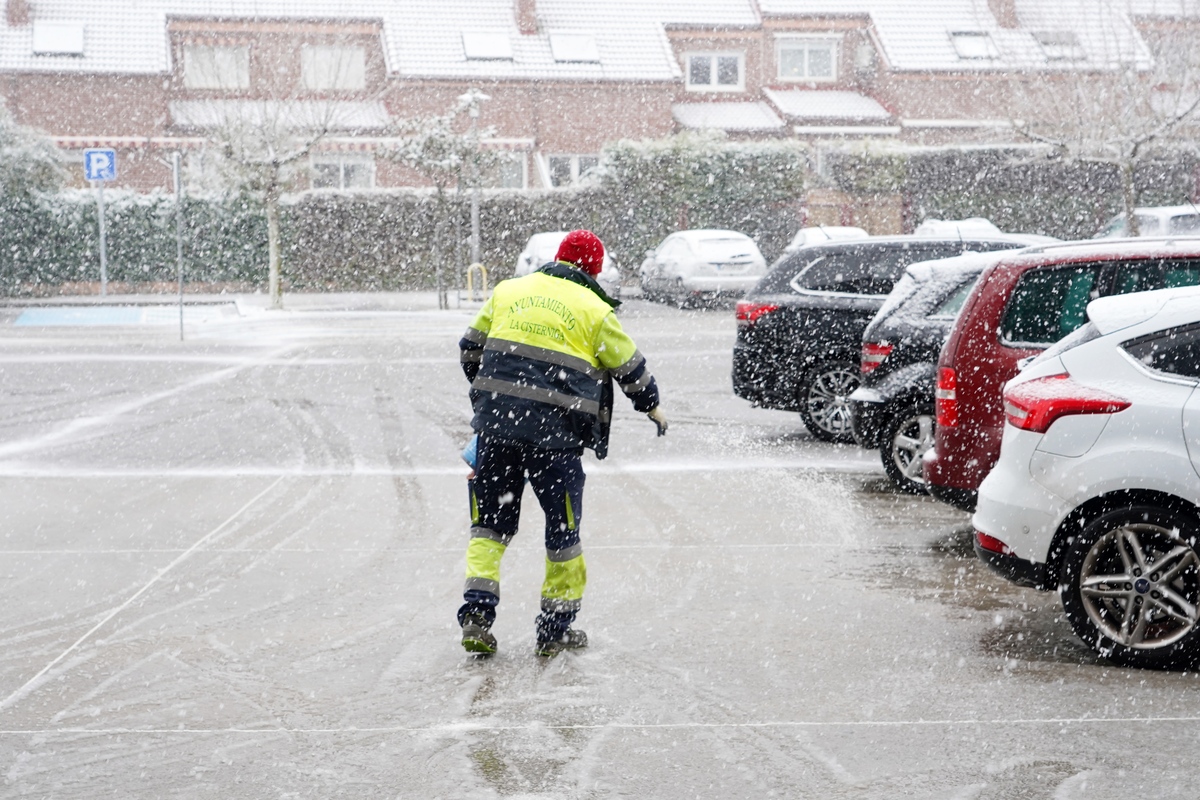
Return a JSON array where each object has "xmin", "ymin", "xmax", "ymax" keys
[
  {"xmin": 764, "ymin": 89, "xmax": 892, "ymax": 120},
  {"xmin": 0, "ymin": 0, "xmax": 760, "ymax": 80},
  {"xmin": 0, "ymin": 0, "xmax": 1169, "ymax": 79},
  {"xmin": 672, "ymin": 101, "xmax": 785, "ymax": 131},
  {"xmin": 169, "ymin": 100, "xmax": 390, "ymax": 131},
  {"xmin": 762, "ymin": 0, "xmax": 1155, "ymax": 71}
]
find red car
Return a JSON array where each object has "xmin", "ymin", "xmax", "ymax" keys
[{"xmin": 924, "ymin": 238, "xmax": 1200, "ymax": 511}]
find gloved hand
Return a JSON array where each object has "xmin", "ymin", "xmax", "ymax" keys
[{"xmin": 647, "ymin": 406, "xmax": 668, "ymax": 436}]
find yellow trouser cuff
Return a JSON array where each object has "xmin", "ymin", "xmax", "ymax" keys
[
  {"xmin": 466, "ymin": 538, "xmax": 506, "ymax": 583},
  {"xmin": 542, "ymin": 553, "xmax": 586, "ymax": 602}
]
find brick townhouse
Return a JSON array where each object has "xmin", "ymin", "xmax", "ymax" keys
[{"xmin": 1, "ymin": 0, "xmax": 1195, "ymax": 200}]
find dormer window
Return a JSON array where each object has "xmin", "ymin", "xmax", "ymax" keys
[
  {"xmin": 777, "ymin": 36, "xmax": 838, "ymax": 82},
  {"xmin": 302, "ymin": 45, "xmax": 366, "ymax": 90},
  {"xmin": 685, "ymin": 52, "xmax": 743, "ymax": 92},
  {"xmin": 550, "ymin": 34, "xmax": 600, "ymax": 63},
  {"xmin": 462, "ymin": 32, "xmax": 513, "ymax": 61},
  {"xmin": 183, "ymin": 45, "xmax": 250, "ymax": 89},
  {"xmin": 1034, "ymin": 30, "xmax": 1085, "ymax": 61},
  {"xmin": 950, "ymin": 31, "xmax": 998, "ymax": 60},
  {"xmin": 32, "ymin": 22, "xmax": 84, "ymax": 56}
]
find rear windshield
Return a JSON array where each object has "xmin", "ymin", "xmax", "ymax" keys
[
  {"xmin": 698, "ymin": 238, "xmax": 755, "ymax": 260},
  {"xmin": 754, "ymin": 242, "xmax": 1013, "ymax": 296},
  {"xmin": 928, "ymin": 277, "xmax": 978, "ymax": 318}
]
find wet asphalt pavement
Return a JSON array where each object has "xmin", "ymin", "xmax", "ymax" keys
[{"xmin": 2, "ymin": 293, "xmax": 1200, "ymax": 799}]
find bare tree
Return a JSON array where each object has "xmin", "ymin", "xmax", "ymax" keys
[
  {"xmin": 178, "ymin": 41, "xmax": 376, "ymax": 308},
  {"xmin": 1011, "ymin": 5, "xmax": 1200, "ymax": 234},
  {"xmin": 0, "ymin": 102, "xmax": 65, "ymax": 197},
  {"xmin": 385, "ymin": 89, "xmax": 500, "ymax": 308}
]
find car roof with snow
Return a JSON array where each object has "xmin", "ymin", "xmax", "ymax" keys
[
  {"xmin": 1087, "ymin": 285, "xmax": 1200, "ymax": 336},
  {"xmin": 1001, "ymin": 236, "xmax": 1200, "ymax": 266}
]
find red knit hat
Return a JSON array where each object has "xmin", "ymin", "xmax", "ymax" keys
[{"xmin": 556, "ymin": 230, "xmax": 605, "ymax": 276}]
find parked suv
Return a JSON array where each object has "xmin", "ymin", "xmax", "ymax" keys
[
  {"xmin": 974, "ymin": 287, "xmax": 1200, "ymax": 668},
  {"xmin": 848, "ymin": 252, "xmax": 1003, "ymax": 492},
  {"xmin": 925, "ymin": 239, "xmax": 1200, "ymax": 511},
  {"xmin": 733, "ymin": 236, "xmax": 1044, "ymax": 442}
]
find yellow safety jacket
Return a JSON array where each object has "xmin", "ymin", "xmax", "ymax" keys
[{"xmin": 459, "ymin": 263, "xmax": 659, "ymax": 457}]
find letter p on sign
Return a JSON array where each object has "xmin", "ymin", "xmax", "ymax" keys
[{"xmin": 84, "ymin": 148, "xmax": 117, "ymax": 182}]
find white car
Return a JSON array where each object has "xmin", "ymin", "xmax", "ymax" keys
[
  {"xmin": 973, "ymin": 285, "xmax": 1200, "ymax": 668},
  {"xmin": 1095, "ymin": 205, "xmax": 1200, "ymax": 239},
  {"xmin": 639, "ymin": 229, "xmax": 767, "ymax": 305},
  {"xmin": 514, "ymin": 231, "xmax": 622, "ymax": 300},
  {"xmin": 784, "ymin": 226, "xmax": 868, "ymax": 252}
]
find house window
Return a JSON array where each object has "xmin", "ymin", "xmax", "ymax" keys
[
  {"xmin": 301, "ymin": 45, "xmax": 366, "ymax": 91},
  {"xmin": 32, "ymin": 22, "xmax": 85, "ymax": 56},
  {"xmin": 685, "ymin": 52, "xmax": 743, "ymax": 91},
  {"xmin": 949, "ymin": 31, "xmax": 998, "ymax": 60},
  {"xmin": 311, "ymin": 155, "xmax": 374, "ymax": 189},
  {"xmin": 462, "ymin": 32, "xmax": 513, "ymax": 60},
  {"xmin": 183, "ymin": 45, "xmax": 250, "ymax": 90},
  {"xmin": 547, "ymin": 155, "xmax": 599, "ymax": 187},
  {"xmin": 1034, "ymin": 30, "xmax": 1085, "ymax": 61},
  {"xmin": 481, "ymin": 153, "xmax": 526, "ymax": 189},
  {"xmin": 777, "ymin": 38, "xmax": 838, "ymax": 81}
]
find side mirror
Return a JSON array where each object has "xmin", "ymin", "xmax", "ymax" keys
[{"xmin": 1017, "ymin": 355, "xmax": 1037, "ymax": 372}]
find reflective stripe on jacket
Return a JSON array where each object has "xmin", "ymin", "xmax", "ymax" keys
[{"xmin": 460, "ymin": 263, "xmax": 658, "ymax": 457}]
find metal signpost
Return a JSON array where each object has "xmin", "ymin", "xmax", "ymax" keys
[
  {"xmin": 173, "ymin": 152, "xmax": 185, "ymax": 341},
  {"xmin": 84, "ymin": 149, "xmax": 117, "ymax": 296}
]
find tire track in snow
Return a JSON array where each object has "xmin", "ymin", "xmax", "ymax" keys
[{"xmin": 0, "ymin": 475, "xmax": 286, "ymax": 713}]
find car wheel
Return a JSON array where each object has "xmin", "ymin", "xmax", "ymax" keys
[
  {"xmin": 799, "ymin": 362, "xmax": 858, "ymax": 443},
  {"xmin": 1060, "ymin": 504, "xmax": 1200, "ymax": 669},
  {"xmin": 881, "ymin": 406, "xmax": 935, "ymax": 494}
]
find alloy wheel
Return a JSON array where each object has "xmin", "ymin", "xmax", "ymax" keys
[{"xmin": 803, "ymin": 364, "xmax": 858, "ymax": 442}]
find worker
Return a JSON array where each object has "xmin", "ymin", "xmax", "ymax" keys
[{"xmin": 456, "ymin": 229, "xmax": 667, "ymax": 658}]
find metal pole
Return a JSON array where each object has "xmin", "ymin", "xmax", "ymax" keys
[
  {"xmin": 174, "ymin": 152, "xmax": 185, "ymax": 342},
  {"xmin": 97, "ymin": 182, "xmax": 108, "ymax": 296},
  {"xmin": 470, "ymin": 106, "xmax": 481, "ymax": 266}
]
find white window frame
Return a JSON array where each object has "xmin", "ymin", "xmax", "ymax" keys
[
  {"xmin": 183, "ymin": 44, "xmax": 250, "ymax": 90},
  {"xmin": 1033, "ymin": 30, "xmax": 1085, "ymax": 62},
  {"xmin": 775, "ymin": 35, "xmax": 840, "ymax": 83},
  {"xmin": 301, "ymin": 45, "xmax": 367, "ymax": 91},
  {"xmin": 684, "ymin": 51, "xmax": 745, "ymax": 93},
  {"xmin": 310, "ymin": 154, "xmax": 375, "ymax": 190},
  {"xmin": 481, "ymin": 152, "xmax": 527, "ymax": 189},
  {"xmin": 949, "ymin": 31, "xmax": 999, "ymax": 60},
  {"xmin": 546, "ymin": 154, "xmax": 600, "ymax": 188}
]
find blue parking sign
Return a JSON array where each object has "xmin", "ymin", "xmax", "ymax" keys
[{"xmin": 84, "ymin": 148, "xmax": 117, "ymax": 182}]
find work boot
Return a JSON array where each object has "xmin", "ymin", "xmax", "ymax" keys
[
  {"xmin": 535, "ymin": 628, "xmax": 587, "ymax": 658},
  {"xmin": 461, "ymin": 615, "xmax": 497, "ymax": 656}
]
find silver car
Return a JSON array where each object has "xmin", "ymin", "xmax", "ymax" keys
[{"xmin": 639, "ymin": 229, "xmax": 767, "ymax": 305}]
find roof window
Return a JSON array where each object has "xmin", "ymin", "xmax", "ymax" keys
[
  {"xmin": 462, "ymin": 32, "xmax": 513, "ymax": 61},
  {"xmin": 549, "ymin": 34, "xmax": 599, "ymax": 63},
  {"xmin": 1034, "ymin": 30, "xmax": 1085, "ymax": 61},
  {"xmin": 32, "ymin": 21, "xmax": 84, "ymax": 56},
  {"xmin": 949, "ymin": 31, "xmax": 998, "ymax": 60}
]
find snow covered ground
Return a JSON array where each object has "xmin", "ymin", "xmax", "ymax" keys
[{"xmin": 2, "ymin": 294, "xmax": 1200, "ymax": 798}]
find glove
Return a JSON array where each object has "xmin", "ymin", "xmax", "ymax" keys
[{"xmin": 647, "ymin": 406, "xmax": 668, "ymax": 437}]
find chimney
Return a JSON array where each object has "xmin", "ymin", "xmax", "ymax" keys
[
  {"xmin": 6, "ymin": 0, "xmax": 32, "ymax": 26},
  {"xmin": 515, "ymin": 0, "xmax": 537, "ymax": 35},
  {"xmin": 987, "ymin": 0, "xmax": 1019, "ymax": 29}
]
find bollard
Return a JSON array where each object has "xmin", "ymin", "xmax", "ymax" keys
[{"xmin": 466, "ymin": 263, "xmax": 489, "ymax": 302}]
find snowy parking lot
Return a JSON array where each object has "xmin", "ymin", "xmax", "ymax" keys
[{"xmin": 3, "ymin": 294, "xmax": 1200, "ymax": 798}]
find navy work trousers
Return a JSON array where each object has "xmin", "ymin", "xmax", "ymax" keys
[{"xmin": 458, "ymin": 435, "xmax": 587, "ymax": 642}]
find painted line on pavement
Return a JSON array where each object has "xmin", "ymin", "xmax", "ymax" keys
[
  {"xmin": 0, "ymin": 347, "xmax": 295, "ymax": 460},
  {"xmin": 0, "ymin": 476, "xmax": 286, "ymax": 714},
  {"xmin": 3, "ymin": 716, "xmax": 1200, "ymax": 736},
  {"xmin": 0, "ymin": 459, "xmax": 879, "ymax": 478}
]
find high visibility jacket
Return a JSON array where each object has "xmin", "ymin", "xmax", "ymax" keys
[{"xmin": 460, "ymin": 262, "xmax": 659, "ymax": 457}]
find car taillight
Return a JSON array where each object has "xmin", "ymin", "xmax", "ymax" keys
[
  {"xmin": 1002, "ymin": 373, "xmax": 1130, "ymax": 434},
  {"xmin": 976, "ymin": 531, "xmax": 1013, "ymax": 555},
  {"xmin": 861, "ymin": 342, "xmax": 894, "ymax": 374},
  {"xmin": 736, "ymin": 302, "xmax": 779, "ymax": 328},
  {"xmin": 935, "ymin": 367, "xmax": 958, "ymax": 427}
]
